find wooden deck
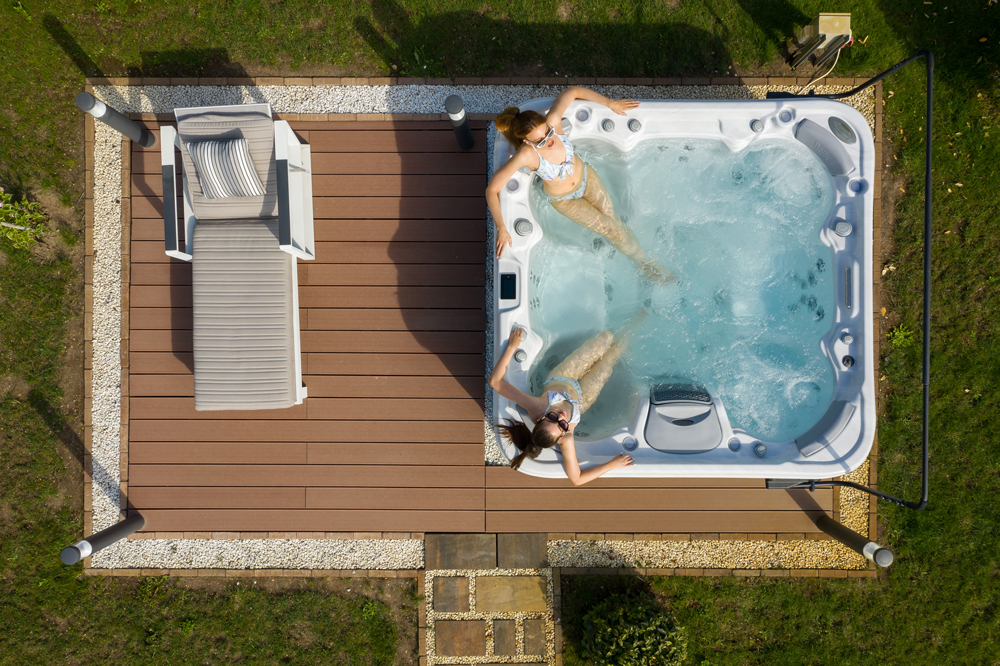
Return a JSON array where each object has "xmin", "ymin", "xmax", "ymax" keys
[{"xmin": 125, "ymin": 118, "xmax": 832, "ymax": 535}]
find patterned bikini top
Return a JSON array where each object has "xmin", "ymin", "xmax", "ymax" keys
[{"xmin": 531, "ymin": 133, "xmax": 576, "ymax": 181}]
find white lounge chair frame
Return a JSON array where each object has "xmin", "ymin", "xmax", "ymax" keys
[{"xmin": 160, "ymin": 104, "xmax": 314, "ymax": 409}]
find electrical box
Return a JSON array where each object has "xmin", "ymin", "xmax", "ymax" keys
[{"xmin": 796, "ymin": 13, "xmax": 852, "ymax": 50}]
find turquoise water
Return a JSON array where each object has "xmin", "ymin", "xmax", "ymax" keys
[{"xmin": 526, "ymin": 137, "xmax": 837, "ymax": 442}]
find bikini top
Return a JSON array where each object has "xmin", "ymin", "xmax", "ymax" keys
[
  {"xmin": 543, "ymin": 376, "xmax": 583, "ymax": 424},
  {"xmin": 531, "ymin": 132, "xmax": 576, "ymax": 181}
]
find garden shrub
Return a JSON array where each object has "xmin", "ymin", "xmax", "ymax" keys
[
  {"xmin": 581, "ymin": 592, "xmax": 687, "ymax": 666},
  {"xmin": 0, "ymin": 186, "xmax": 46, "ymax": 249}
]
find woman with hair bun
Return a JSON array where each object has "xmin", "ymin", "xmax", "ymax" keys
[
  {"xmin": 487, "ymin": 86, "xmax": 671, "ymax": 282},
  {"xmin": 489, "ymin": 312, "xmax": 645, "ymax": 485}
]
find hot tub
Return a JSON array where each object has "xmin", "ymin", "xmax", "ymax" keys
[{"xmin": 492, "ymin": 97, "xmax": 875, "ymax": 479}]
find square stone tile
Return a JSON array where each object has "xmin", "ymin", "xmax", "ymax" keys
[
  {"xmin": 433, "ymin": 575, "xmax": 469, "ymax": 612},
  {"xmin": 426, "ymin": 534, "xmax": 496, "ymax": 570},
  {"xmin": 498, "ymin": 533, "xmax": 548, "ymax": 569},
  {"xmin": 524, "ymin": 619, "xmax": 547, "ymax": 656},
  {"xmin": 435, "ymin": 620, "xmax": 486, "ymax": 656},
  {"xmin": 476, "ymin": 576, "xmax": 547, "ymax": 612},
  {"xmin": 493, "ymin": 619, "xmax": 516, "ymax": 655}
]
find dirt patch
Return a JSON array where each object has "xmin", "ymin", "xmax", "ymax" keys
[
  {"xmin": 0, "ymin": 374, "xmax": 31, "ymax": 401},
  {"xmin": 28, "ymin": 231, "xmax": 70, "ymax": 266},
  {"xmin": 557, "ymin": 1, "xmax": 573, "ymax": 21}
]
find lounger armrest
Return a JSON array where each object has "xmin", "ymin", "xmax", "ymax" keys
[
  {"xmin": 160, "ymin": 126, "xmax": 191, "ymax": 261},
  {"xmin": 274, "ymin": 120, "xmax": 315, "ymax": 261}
]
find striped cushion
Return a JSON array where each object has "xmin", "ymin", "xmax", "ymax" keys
[{"xmin": 187, "ymin": 138, "xmax": 266, "ymax": 199}]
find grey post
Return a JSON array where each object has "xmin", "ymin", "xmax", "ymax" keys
[
  {"xmin": 813, "ymin": 514, "xmax": 894, "ymax": 568},
  {"xmin": 60, "ymin": 513, "xmax": 146, "ymax": 565},
  {"xmin": 76, "ymin": 92, "xmax": 156, "ymax": 148},
  {"xmin": 445, "ymin": 95, "xmax": 475, "ymax": 151}
]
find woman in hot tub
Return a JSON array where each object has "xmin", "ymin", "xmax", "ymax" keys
[
  {"xmin": 487, "ymin": 86, "xmax": 671, "ymax": 282},
  {"xmin": 489, "ymin": 314, "xmax": 645, "ymax": 485}
]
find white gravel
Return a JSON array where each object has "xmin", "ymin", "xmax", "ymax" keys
[{"xmin": 89, "ymin": 83, "xmax": 873, "ymax": 569}]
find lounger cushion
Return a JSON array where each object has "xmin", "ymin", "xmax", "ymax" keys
[
  {"xmin": 191, "ymin": 220, "xmax": 296, "ymax": 411},
  {"xmin": 176, "ymin": 104, "xmax": 278, "ymax": 221},
  {"xmin": 187, "ymin": 138, "xmax": 267, "ymax": 199}
]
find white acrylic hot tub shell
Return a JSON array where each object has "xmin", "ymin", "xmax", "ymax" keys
[{"xmin": 492, "ymin": 97, "xmax": 876, "ymax": 480}]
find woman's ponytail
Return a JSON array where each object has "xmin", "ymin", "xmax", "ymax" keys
[
  {"xmin": 494, "ymin": 107, "xmax": 546, "ymax": 145},
  {"xmin": 497, "ymin": 419, "xmax": 559, "ymax": 470}
]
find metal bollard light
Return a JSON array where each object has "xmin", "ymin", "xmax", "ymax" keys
[
  {"xmin": 814, "ymin": 514, "xmax": 894, "ymax": 567},
  {"xmin": 445, "ymin": 95, "xmax": 475, "ymax": 151},
  {"xmin": 60, "ymin": 513, "xmax": 146, "ymax": 565},
  {"xmin": 76, "ymin": 92, "xmax": 156, "ymax": 148}
]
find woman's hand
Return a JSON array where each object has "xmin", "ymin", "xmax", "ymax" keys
[
  {"xmin": 608, "ymin": 99, "xmax": 640, "ymax": 116},
  {"xmin": 609, "ymin": 453, "xmax": 635, "ymax": 468},
  {"xmin": 507, "ymin": 326, "xmax": 525, "ymax": 348},
  {"xmin": 496, "ymin": 225, "xmax": 512, "ymax": 257}
]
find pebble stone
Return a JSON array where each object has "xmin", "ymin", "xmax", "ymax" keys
[{"xmin": 90, "ymin": 84, "xmax": 874, "ymax": 570}]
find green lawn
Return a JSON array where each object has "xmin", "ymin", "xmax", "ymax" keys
[{"xmin": 1, "ymin": 0, "xmax": 998, "ymax": 663}]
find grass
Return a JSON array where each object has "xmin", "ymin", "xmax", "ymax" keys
[{"xmin": 1, "ymin": 0, "xmax": 998, "ymax": 663}]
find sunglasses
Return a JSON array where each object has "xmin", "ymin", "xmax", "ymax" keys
[
  {"xmin": 543, "ymin": 411, "xmax": 570, "ymax": 432},
  {"xmin": 527, "ymin": 124, "xmax": 555, "ymax": 148}
]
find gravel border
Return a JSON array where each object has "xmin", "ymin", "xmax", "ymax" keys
[{"xmin": 89, "ymin": 83, "xmax": 874, "ymax": 570}]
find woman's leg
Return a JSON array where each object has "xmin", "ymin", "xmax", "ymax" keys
[
  {"xmin": 578, "ymin": 342, "xmax": 625, "ymax": 412},
  {"xmin": 546, "ymin": 331, "xmax": 614, "ymax": 382},
  {"xmin": 552, "ymin": 167, "xmax": 673, "ymax": 282}
]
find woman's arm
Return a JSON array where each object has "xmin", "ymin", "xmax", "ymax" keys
[
  {"xmin": 486, "ymin": 150, "xmax": 531, "ymax": 257},
  {"xmin": 489, "ymin": 328, "xmax": 547, "ymax": 418},
  {"xmin": 558, "ymin": 438, "xmax": 634, "ymax": 486},
  {"xmin": 548, "ymin": 86, "xmax": 639, "ymax": 131}
]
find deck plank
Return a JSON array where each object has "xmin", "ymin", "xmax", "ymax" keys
[
  {"xmin": 486, "ymin": 511, "xmax": 827, "ymax": 533},
  {"xmin": 129, "ymin": 374, "xmax": 485, "ymax": 399},
  {"xmin": 130, "ymin": 284, "xmax": 484, "ymax": 308},
  {"xmin": 131, "ymin": 329, "xmax": 485, "ymax": 354},
  {"xmin": 128, "ymin": 487, "xmax": 306, "ymax": 509},
  {"xmin": 129, "ymin": 419, "xmax": 483, "ymax": 442},
  {"xmin": 129, "ymin": 307, "xmax": 486, "ymax": 332},
  {"xmin": 486, "ymin": 488, "xmax": 833, "ymax": 512},
  {"xmin": 136, "ymin": 509, "xmax": 485, "ymax": 533},
  {"xmin": 129, "ymin": 464, "xmax": 485, "ymax": 487},
  {"xmin": 130, "ymin": 240, "xmax": 485, "ymax": 264},
  {"xmin": 128, "ymin": 442, "xmax": 484, "ymax": 466},
  {"xmin": 130, "ymin": 218, "xmax": 487, "ymax": 243},
  {"xmin": 131, "ymin": 397, "xmax": 483, "ymax": 421}
]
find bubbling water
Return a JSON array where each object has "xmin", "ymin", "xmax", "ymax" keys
[{"xmin": 526, "ymin": 138, "xmax": 836, "ymax": 442}]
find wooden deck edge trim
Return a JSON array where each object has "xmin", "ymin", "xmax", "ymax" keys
[
  {"xmin": 546, "ymin": 533, "xmax": 826, "ymax": 541},
  {"xmin": 128, "ymin": 532, "xmax": 426, "ymax": 540},
  {"xmin": 83, "ymin": 568, "xmax": 423, "ymax": 578},
  {"xmin": 121, "ymin": 134, "xmax": 132, "ymax": 515},
  {"xmin": 84, "ymin": 113, "xmax": 95, "ymax": 545}
]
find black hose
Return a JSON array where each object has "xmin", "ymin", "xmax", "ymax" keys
[{"xmin": 777, "ymin": 51, "xmax": 933, "ymax": 511}]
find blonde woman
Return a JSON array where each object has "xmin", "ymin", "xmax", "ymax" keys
[{"xmin": 487, "ymin": 86, "xmax": 671, "ymax": 282}]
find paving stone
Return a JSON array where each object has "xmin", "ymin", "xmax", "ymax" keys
[
  {"xmin": 426, "ymin": 534, "xmax": 496, "ymax": 570},
  {"xmin": 524, "ymin": 618, "xmax": 547, "ymax": 656},
  {"xmin": 498, "ymin": 533, "xmax": 548, "ymax": 569},
  {"xmin": 435, "ymin": 620, "xmax": 486, "ymax": 656},
  {"xmin": 493, "ymin": 619, "xmax": 516, "ymax": 655},
  {"xmin": 476, "ymin": 576, "xmax": 547, "ymax": 612},
  {"xmin": 433, "ymin": 575, "xmax": 470, "ymax": 612}
]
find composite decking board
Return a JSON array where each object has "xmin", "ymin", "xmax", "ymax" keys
[
  {"xmin": 485, "ymin": 488, "xmax": 833, "ymax": 512},
  {"xmin": 306, "ymin": 129, "xmax": 487, "ymax": 153},
  {"xmin": 129, "ymin": 442, "xmax": 310, "ymax": 464},
  {"xmin": 286, "ymin": 120, "xmax": 489, "ymax": 131},
  {"xmin": 129, "ymin": 442, "xmax": 484, "ymax": 466},
  {"xmin": 128, "ymin": 419, "xmax": 484, "ymax": 443},
  {"xmin": 128, "ymin": 464, "xmax": 485, "ymax": 487},
  {"xmin": 304, "ymin": 308, "xmax": 486, "ymax": 331},
  {"xmin": 134, "ymin": 173, "xmax": 487, "ymax": 198},
  {"xmin": 304, "ymin": 353, "xmax": 483, "ymax": 376},
  {"xmin": 135, "ymin": 509, "xmax": 485, "ymax": 533},
  {"xmin": 131, "ymin": 240, "xmax": 485, "ymax": 265},
  {"xmin": 129, "ymin": 307, "xmax": 486, "ymax": 331},
  {"xmin": 130, "ymin": 351, "xmax": 483, "ymax": 376},
  {"xmin": 128, "ymin": 487, "xmax": 306, "ymax": 509},
  {"xmin": 128, "ymin": 374, "xmax": 485, "ymax": 399},
  {"xmin": 131, "ymin": 195, "xmax": 486, "ymax": 221},
  {"xmin": 129, "ymin": 284, "xmax": 484, "ymax": 308},
  {"xmin": 131, "ymin": 329, "xmax": 485, "ymax": 354},
  {"xmin": 132, "ymin": 151, "xmax": 486, "ymax": 176},
  {"xmin": 130, "ymin": 218, "xmax": 487, "ymax": 243},
  {"xmin": 131, "ymin": 397, "xmax": 484, "ymax": 421},
  {"xmin": 485, "ymin": 511, "xmax": 827, "ymax": 533},
  {"xmin": 305, "ymin": 487, "xmax": 485, "ymax": 510},
  {"xmin": 130, "ymin": 263, "xmax": 487, "ymax": 287}
]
